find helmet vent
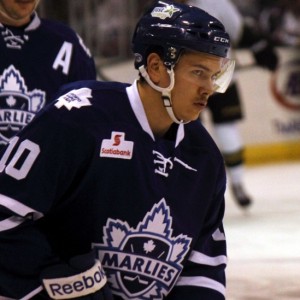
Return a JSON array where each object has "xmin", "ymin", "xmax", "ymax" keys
[
  {"xmin": 200, "ymin": 33, "xmax": 209, "ymax": 39},
  {"xmin": 187, "ymin": 30, "xmax": 209, "ymax": 40},
  {"xmin": 208, "ymin": 22, "xmax": 224, "ymax": 31}
]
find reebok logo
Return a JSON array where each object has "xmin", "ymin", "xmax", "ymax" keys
[{"xmin": 43, "ymin": 260, "xmax": 107, "ymax": 299}]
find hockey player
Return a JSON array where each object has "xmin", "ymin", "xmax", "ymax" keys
[
  {"xmin": 185, "ymin": 0, "xmax": 278, "ymax": 208},
  {"xmin": 0, "ymin": 0, "xmax": 97, "ymax": 152},
  {"xmin": 259, "ymin": 0, "xmax": 300, "ymax": 47},
  {"xmin": 0, "ymin": 1, "xmax": 234, "ymax": 299}
]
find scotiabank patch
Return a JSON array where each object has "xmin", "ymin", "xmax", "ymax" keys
[
  {"xmin": 93, "ymin": 199, "xmax": 192, "ymax": 299},
  {"xmin": 100, "ymin": 131, "xmax": 133, "ymax": 160}
]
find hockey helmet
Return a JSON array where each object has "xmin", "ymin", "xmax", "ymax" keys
[
  {"xmin": 132, "ymin": 1, "xmax": 231, "ymax": 66},
  {"xmin": 132, "ymin": 1, "xmax": 234, "ymax": 93},
  {"xmin": 132, "ymin": 1, "xmax": 235, "ymax": 124}
]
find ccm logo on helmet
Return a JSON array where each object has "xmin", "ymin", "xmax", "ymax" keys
[
  {"xmin": 43, "ymin": 260, "xmax": 107, "ymax": 299},
  {"xmin": 214, "ymin": 37, "xmax": 229, "ymax": 43}
]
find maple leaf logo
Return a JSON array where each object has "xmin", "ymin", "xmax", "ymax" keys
[
  {"xmin": 0, "ymin": 65, "xmax": 46, "ymax": 145},
  {"xmin": 93, "ymin": 199, "xmax": 192, "ymax": 300},
  {"xmin": 144, "ymin": 239, "xmax": 156, "ymax": 254},
  {"xmin": 55, "ymin": 88, "xmax": 92, "ymax": 110},
  {"xmin": 6, "ymin": 95, "xmax": 16, "ymax": 107}
]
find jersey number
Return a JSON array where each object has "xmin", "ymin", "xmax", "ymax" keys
[{"xmin": 0, "ymin": 137, "xmax": 40, "ymax": 180}]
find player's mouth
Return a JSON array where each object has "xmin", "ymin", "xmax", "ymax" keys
[
  {"xmin": 194, "ymin": 99, "xmax": 207, "ymax": 109},
  {"xmin": 198, "ymin": 101, "xmax": 207, "ymax": 107}
]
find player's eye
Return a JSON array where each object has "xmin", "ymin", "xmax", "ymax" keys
[
  {"xmin": 192, "ymin": 68, "xmax": 217, "ymax": 83},
  {"xmin": 192, "ymin": 69, "xmax": 205, "ymax": 77},
  {"xmin": 212, "ymin": 72, "xmax": 220, "ymax": 82}
]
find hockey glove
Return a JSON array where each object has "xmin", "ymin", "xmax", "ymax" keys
[
  {"xmin": 41, "ymin": 252, "xmax": 113, "ymax": 299},
  {"xmin": 251, "ymin": 40, "xmax": 279, "ymax": 71}
]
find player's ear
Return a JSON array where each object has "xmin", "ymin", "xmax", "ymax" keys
[{"xmin": 146, "ymin": 53, "xmax": 165, "ymax": 84}]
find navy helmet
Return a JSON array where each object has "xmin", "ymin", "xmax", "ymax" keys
[{"xmin": 132, "ymin": 0, "xmax": 231, "ymax": 70}]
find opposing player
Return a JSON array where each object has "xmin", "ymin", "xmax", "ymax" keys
[
  {"xmin": 259, "ymin": 0, "xmax": 300, "ymax": 47},
  {"xmin": 0, "ymin": 1, "xmax": 234, "ymax": 299},
  {"xmin": 185, "ymin": 0, "xmax": 278, "ymax": 208},
  {"xmin": 0, "ymin": 0, "xmax": 97, "ymax": 152}
]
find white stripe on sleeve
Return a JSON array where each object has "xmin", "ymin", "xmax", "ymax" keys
[
  {"xmin": 188, "ymin": 250, "xmax": 227, "ymax": 266},
  {"xmin": 0, "ymin": 216, "xmax": 26, "ymax": 231},
  {"xmin": 0, "ymin": 193, "xmax": 43, "ymax": 219},
  {"xmin": 0, "ymin": 193, "xmax": 43, "ymax": 231},
  {"xmin": 175, "ymin": 275, "xmax": 226, "ymax": 297}
]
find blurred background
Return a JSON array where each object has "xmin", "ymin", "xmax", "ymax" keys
[{"xmin": 37, "ymin": 1, "xmax": 300, "ymax": 299}]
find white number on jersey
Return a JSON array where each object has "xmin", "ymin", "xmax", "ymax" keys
[{"xmin": 0, "ymin": 137, "xmax": 40, "ymax": 180}]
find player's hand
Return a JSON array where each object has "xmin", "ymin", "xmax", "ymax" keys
[
  {"xmin": 40, "ymin": 251, "xmax": 113, "ymax": 299},
  {"xmin": 251, "ymin": 40, "xmax": 279, "ymax": 71}
]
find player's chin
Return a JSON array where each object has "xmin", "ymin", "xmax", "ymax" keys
[
  {"xmin": 181, "ymin": 111, "xmax": 202, "ymax": 122},
  {"xmin": 191, "ymin": 106, "xmax": 206, "ymax": 119},
  {"xmin": 175, "ymin": 105, "xmax": 204, "ymax": 122},
  {"xmin": 192, "ymin": 112, "xmax": 202, "ymax": 121}
]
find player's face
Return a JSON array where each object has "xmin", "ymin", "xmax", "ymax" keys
[
  {"xmin": 0, "ymin": 0, "xmax": 39, "ymax": 26},
  {"xmin": 170, "ymin": 51, "xmax": 223, "ymax": 122}
]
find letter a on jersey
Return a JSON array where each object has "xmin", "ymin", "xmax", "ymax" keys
[{"xmin": 53, "ymin": 42, "xmax": 73, "ymax": 75}]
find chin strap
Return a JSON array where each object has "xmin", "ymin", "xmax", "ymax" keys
[{"xmin": 139, "ymin": 65, "xmax": 190, "ymax": 124}]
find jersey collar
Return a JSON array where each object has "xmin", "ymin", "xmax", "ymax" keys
[
  {"xmin": 25, "ymin": 12, "xmax": 41, "ymax": 31},
  {"xmin": 0, "ymin": 12, "xmax": 40, "ymax": 31},
  {"xmin": 126, "ymin": 80, "xmax": 185, "ymax": 147}
]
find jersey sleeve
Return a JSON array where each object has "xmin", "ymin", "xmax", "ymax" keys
[
  {"xmin": 68, "ymin": 33, "xmax": 97, "ymax": 81},
  {"xmin": 0, "ymin": 103, "xmax": 96, "ymax": 298},
  {"xmin": 168, "ymin": 163, "xmax": 227, "ymax": 299}
]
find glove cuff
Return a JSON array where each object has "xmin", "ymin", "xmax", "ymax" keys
[{"xmin": 43, "ymin": 259, "xmax": 107, "ymax": 299}]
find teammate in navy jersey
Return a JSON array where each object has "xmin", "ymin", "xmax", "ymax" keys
[
  {"xmin": 0, "ymin": 0, "xmax": 97, "ymax": 152},
  {"xmin": 0, "ymin": 1, "xmax": 234, "ymax": 299}
]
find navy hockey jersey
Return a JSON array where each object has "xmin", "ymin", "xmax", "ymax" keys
[
  {"xmin": 0, "ymin": 12, "xmax": 96, "ymax": 151},
  {"xmin": 0, "ymin": 80, "xmax": 227, "ymax": 299}
]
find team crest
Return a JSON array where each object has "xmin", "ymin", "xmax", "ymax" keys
[
  {"xmin": 93, "ymin": 199, "xmax": 192, "ymax": 299},
  {"xmin": 151, "ymin": 3, "xmax": 180, "ymax": 20},
  {"xmin": 0, "ymin": 65, "xmax": 45, "ymax": 145}
]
